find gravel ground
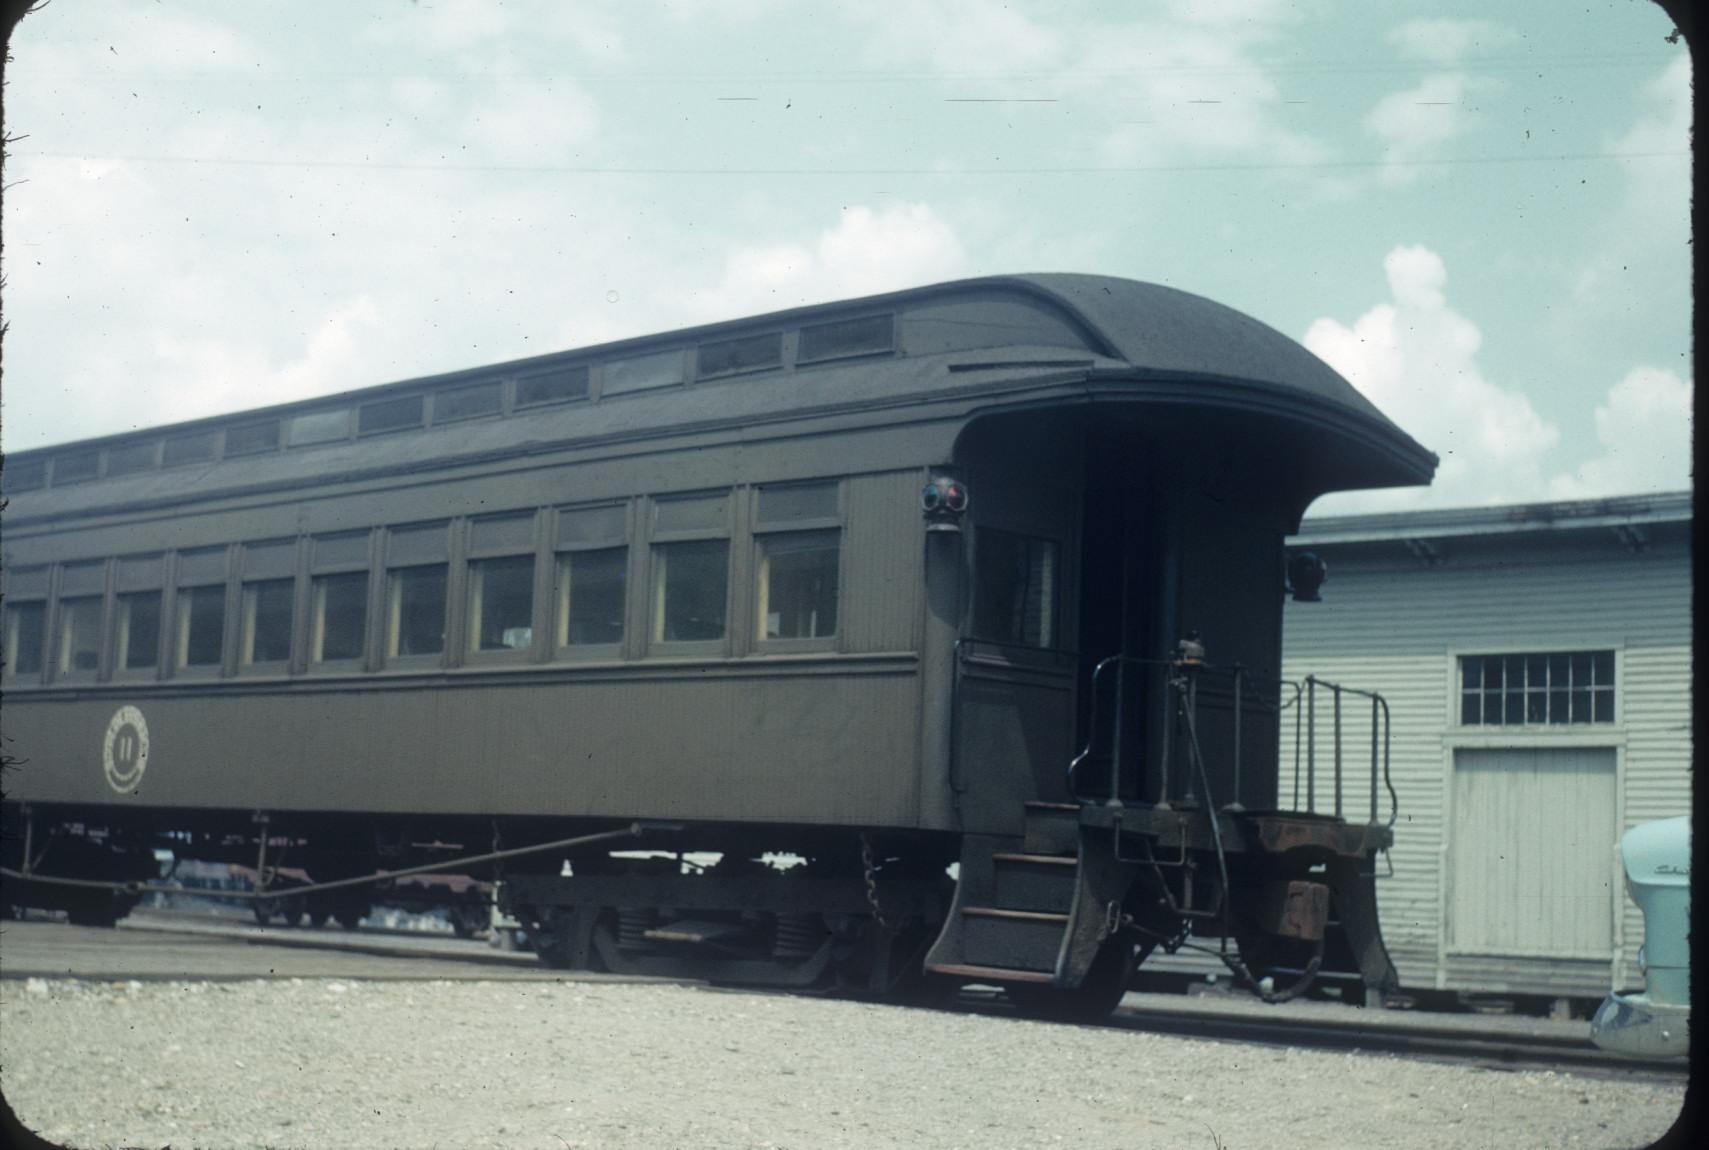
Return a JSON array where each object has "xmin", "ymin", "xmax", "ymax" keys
[{"xmin": 2, "ymin": 977, "xmax": 1685, "ymax": 1150}]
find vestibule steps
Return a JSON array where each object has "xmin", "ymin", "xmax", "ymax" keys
[{"xmin": 924, "ymin": 801, "xmax": 1086, "ymax": 985}]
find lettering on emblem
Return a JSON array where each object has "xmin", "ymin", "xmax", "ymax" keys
[{"xmin": 102, "ymin": 705, "xmax": 151, "ymax": 794}]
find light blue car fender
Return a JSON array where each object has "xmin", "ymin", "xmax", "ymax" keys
[{"xmin": 1590, "ymin": 816, "xmax": 1690, "ymax": 1059}]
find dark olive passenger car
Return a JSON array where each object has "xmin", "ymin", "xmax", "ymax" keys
[{"xmin": 1, "ymin": 274, "xmax": 1434, "ymax": 1012}]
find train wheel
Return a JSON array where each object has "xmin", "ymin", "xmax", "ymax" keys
[
  {"xmin": 450, "ymin": 905, "xmax": 490, "ymax": 939},
  {"xmin": 275, "ymin": 895, "xmax": 307, "ymax": 928},
  {"xmin": 65, "ymin": 889, "xmax": 126, "ymax": 928}
]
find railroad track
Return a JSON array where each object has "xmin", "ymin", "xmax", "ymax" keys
[
  {"xmin": 950, "ymin": 986, "xmax": 1687, "ymax": 1081},
  {"xmin": 30, "ymin": 911, "xmax": 1693, "ymax": 1081},
  {"xmin": 1114, "ymin": 1004, "xmax": 1686, "ymax": 1079}
]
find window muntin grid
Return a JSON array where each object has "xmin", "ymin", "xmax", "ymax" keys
[{"xmin": 1459, "ymin": 650, "xmax": 1615, "ymax": 727}]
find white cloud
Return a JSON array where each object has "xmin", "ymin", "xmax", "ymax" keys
[
  {"xmin": 1363, "ymin": 70, "xmax": 1498, "ymax": 186},
  {"xmin": 853, "ymin": 0, "xmax": 1068, "ymax": 77},
  {"xmin": 361, "ymin": 0, "xmax": 520, "ymax": 51},
  {"xmin": 149, "ymin": 297, "xmax": 386, "ymax": 425},
  {"xmin": 1565, "ymin": 55, "xmax": 1692, "ymax": 323},
  {"xmin": 460, "ymin": 80, "xmax": 601, "ymax": 162},
  {"xmin": 1306, "ymin": 244, "xmax": 1692, "ymax": 512},
  {"xmin": 94, "ymin": 6, "xmax": 263, "ymax": 71},
  {"xmin": 1389, "ymin": 18, "xmax": 1516, "ymax": 63},
  {"xmin": 1303, "ymin": 244, "xmax": 1560, "ymax": 510},
  {"xmin": 1354, "ymin": 17, "xmax": 1515, "ymax": 188},
  {"xmin": 686, "ymin": 203, "xmax": 969, "ymax": 322},
  {"xmin": 1550, "ymin": 367, "xmax": 1694, "ymax": 499},
  {"xmin": 359, "ymin": 2, "xmax": 626, "ymax": 67},
  {"xmin": 1367, "ymin": 74, "xmax": 1475, "ymax": 161}
]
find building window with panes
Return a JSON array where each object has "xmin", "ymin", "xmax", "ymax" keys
[
  {"xmin": 753, "ymin": 483, "xmax": 840, "ymax": 644},
  {"xmin": 1458, "ymin": 651, "xmax": 1616, "ymax": 727}
]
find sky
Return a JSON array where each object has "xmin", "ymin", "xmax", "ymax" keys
[{"xmin": 0, "ymin": 0, "xmax": 1693, "ymax": 514}]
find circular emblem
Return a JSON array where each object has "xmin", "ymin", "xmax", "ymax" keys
[{"xmin": 102, "ymin": 706, "xmax": 150, "ymax": 794}]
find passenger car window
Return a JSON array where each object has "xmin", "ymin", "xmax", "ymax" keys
[
  {"xmin": 387, "ymin": 564, "xmax": 448, "ymax": 657},
  {"xmin": 116, "ymin": 592, "xmax": 162, "ymax": 671},
  {"xmin": 556, "ymin": 548, "xmax": 626, "ymax": 647},
  {"xmin": 652, "ymin": 540, "xmax": 728, "ymax": 642},
  {"xmin": 973, "ymin": 528, "xmax": 1058, "ymax": 649},
  {"xmin": 176, "ymin": 585, "xmax": 226, "ymax": 668},
  {"xmin": 754, "ymin": 482, "xmax": 840, "ymax": 644},
  {"xmin": 756, "ymin": 530, "xmax": 839, "ymax": 640},
  {"xmin": 312, "ymin": 572, "xmax": 368, "ymax": 662},
  {"xmin": 467, "ymin": 555, "xmax": 535, "ymax": 652},
  {"xmin": 241, "ymin": 578, "xmax": 295, "ymax": 665},
  {"xmin": 56, "ymin": 597, "xmax": 103, "ymax": 674},
  {"xmin": 4, "ymin": 601, "xmax": 48, "ymax": 677}
]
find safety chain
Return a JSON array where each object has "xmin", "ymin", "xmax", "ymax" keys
[{"xmin": 858, "ymin": 833, "xmax": 896, "ymax": 932}]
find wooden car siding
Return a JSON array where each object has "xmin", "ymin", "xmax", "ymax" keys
[
  {"xmin": 1280, "ymin": 532, "xmax": 1690, "ymax": 996},
  {"xmin": 5, "ymin": 656, "xmax": 924, "ymax": 828}
]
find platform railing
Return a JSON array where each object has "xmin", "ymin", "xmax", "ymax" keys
[
  {"xmin": 1295, "ymin": 675, "xmax": 1397, "ymax": 829},
  {"xmin": 1067, "ymin": 657, "xmax": 1397, "ymax": 828}
]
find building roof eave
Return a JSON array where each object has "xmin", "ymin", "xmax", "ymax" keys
[{"xmin": 1293, "ymin": 491, "xmax": 1693, "ymax": 546}]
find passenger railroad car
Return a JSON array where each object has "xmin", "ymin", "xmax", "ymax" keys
[{"xmin": 2, "ymin": 274, "xmax": 1435, "ymax": 1010}]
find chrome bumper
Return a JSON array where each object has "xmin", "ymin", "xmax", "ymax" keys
[{"xmin": 1590, "ymin": 990, "xmax": 1689, "ymax": 1059}]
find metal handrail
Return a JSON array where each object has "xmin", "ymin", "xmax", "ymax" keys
[
  {"xmin": 1066, "ymin": 658, "xmax": 1397, "ymax": 828},
  {"xmin": 1297, "ymin": 676, "xmax": 1398, "ymax": 829}
]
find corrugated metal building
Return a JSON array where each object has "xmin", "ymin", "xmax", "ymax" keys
[{"xmin": 1279, "ymin": 491, "xmax": 1692, "ymax": 1002}]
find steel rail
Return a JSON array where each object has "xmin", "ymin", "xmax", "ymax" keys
[{"xmin": 1101, "ymin": 1003, "xmax": 1688, "ymax": 1078}]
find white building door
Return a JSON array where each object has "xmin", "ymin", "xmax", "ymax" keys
[{"xmin": 1447, "ymin": 748, "xmax": 1617, "ymax": 958}]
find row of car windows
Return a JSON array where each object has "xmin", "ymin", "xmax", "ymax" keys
[
  {"xmin": 1, "ymin": 483, "xmax": 847, "ymax": 683},
  {"xmin": 3, "ymin": 315, "xmax": 899, "ymax": 494}
]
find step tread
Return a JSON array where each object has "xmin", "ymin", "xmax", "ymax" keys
[
  {"xmin": 991, "ymin": 852, "xmax": 1077, "ymax": 867},
  {"xmin": 963, "ymin": 906, "xmax": 1070, "ymax": 924},
  {"xmin": 926, "ymin": 962, "xmax": 1055, "ymax": 985}
]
